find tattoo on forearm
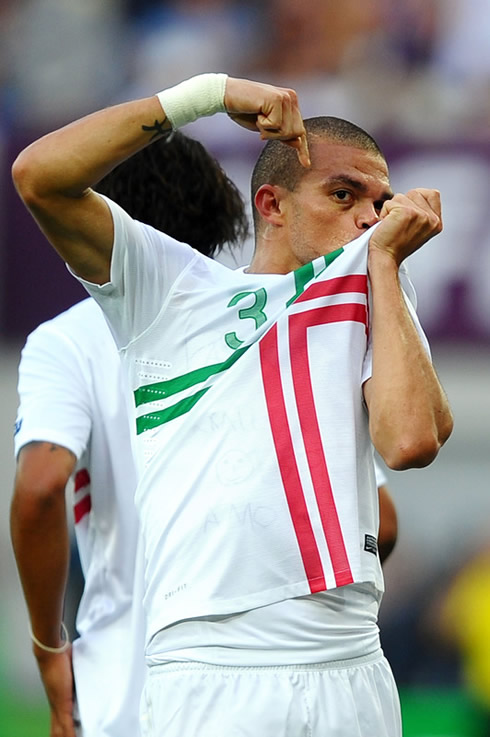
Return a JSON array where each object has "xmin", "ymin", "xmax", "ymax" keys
[{"xmin": 142, "ymin": 118, "xmax": 171, "ymax": 140}]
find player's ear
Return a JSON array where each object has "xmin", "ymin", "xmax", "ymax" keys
[{"xmin": 254, "ymin": 184, "xmax": 287, "ymax": 228}]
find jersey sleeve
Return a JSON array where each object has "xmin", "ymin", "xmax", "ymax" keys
[
  {"xmin": 360, "ymin": 261, "xmax": 431, "ymax": 385},
  {"xmin": 70, "ymin": 195, "xmax": 200, "ymax": 348},
  {"xmin": 14, "ymin": 323, "xmax": 92, "ymax": 460}
]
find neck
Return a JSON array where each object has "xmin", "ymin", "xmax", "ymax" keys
[{"xmin": 247, "ymin": 230, "xmax": 297, "ymax": 275}]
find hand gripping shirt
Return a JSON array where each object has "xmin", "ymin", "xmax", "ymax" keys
[
  {"xmin": 14, "ymin": 298, "xmax": 145, "ymax": 737},
  {"xmin": 79, "ymin": 196, "xmax": 428, "ymax": 644}
]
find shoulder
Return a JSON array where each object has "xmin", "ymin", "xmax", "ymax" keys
[
  {"xmin": 102, "ymin": 193, "xmax": 196, "ymax": 262},
  {"xmin": 22, "ymin": 298, "xmax": 114, "ymax": 367},
  {"xmin": 26, "ymin": 298, "xmax": 99, "ymax": 336}
]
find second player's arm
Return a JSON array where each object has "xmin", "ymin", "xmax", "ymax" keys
[
  {"xmin": 377, "ymin": 485, "xmax": 398, "ymax": 563},
  {"xmin": 11, "ymin": 441, "xmax": 77, "ymax": 737}
]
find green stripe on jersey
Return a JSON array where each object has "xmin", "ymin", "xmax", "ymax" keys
[
  {"xmin": 135, "ymin": 248, "xmax": 344, "ymax": 432},
  {"xmin": 319, "ymin": 246, "xmax": 344, "ymax": 272},
  {"xmin": 286, "ymin": 247, "xmax": 344, "ymax": 306},
  {"xmin": 134, "ymin": 345, "xmax": 249, "ymax": 408},
  {"xmin": 136, "ymin": 387, "xmax": 210, "ymax": 434}
]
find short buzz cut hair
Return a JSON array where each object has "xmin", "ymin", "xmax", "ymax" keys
[{"xmin": 250, "ymin": 116, "xmax": 386, "ymax": 232}]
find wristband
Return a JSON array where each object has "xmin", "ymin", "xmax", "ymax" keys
[
  {"xmin": 29, "ymin": 621, "xmax": 70, "ymax": 653},
  {"xmin": 156, "ymin": 73, "xmax": 228, "ymax": 129}
]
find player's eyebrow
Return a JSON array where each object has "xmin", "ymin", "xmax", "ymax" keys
[{"xmin": 326, "ymin": 175, "xmax": 394, "ymax": 201}]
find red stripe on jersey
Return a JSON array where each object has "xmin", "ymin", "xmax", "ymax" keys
[
  {"xmin": 296, "ymin": 274, "xmax": 368, "ymax": 303},
  {"xmin": 74, "ymin": 494, "xmax": 92, "ymax": 524},
  {"xmin": 259, "ymin": 323, "xmax": 326, "ymax": 593},
  {"xmin": 289, "ymin": 302, "xmax": 368, "ymax": 587},
  {"xmin": 74, "ymin": 468, "xmax": 91, "ymax": 493}
]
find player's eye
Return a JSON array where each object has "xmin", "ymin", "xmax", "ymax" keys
[{"xmin": 333, "ymin": 190, "xmax": 353, "ymax": 203}]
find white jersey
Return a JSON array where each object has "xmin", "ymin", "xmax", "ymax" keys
[
  {"xmin": 14, "ymin": 298, "xmax": 145, "ymax": 737},
  {"xmin": 79, "ymin": 196, "xmax": 428, "ymax": 647}
]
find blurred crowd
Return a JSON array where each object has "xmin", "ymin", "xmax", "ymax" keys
[
  {"xmin": 0, "ymin": 0, "xmax": 489, "ymax": 140},
  {"xmin": 2, "ymin": 0, "xmax": 490, "ymax": 346}
]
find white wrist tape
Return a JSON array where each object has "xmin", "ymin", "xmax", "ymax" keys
[{"xmin": 156, "ymin": 73, "xmax": 228, "ymax": 129}]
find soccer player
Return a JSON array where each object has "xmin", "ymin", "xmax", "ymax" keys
[
  {"xmin": 11, "ymin": 74, "xmax": 453, "ymax": 736},
  {"xmin": 10, "ymin": 130, "xmax": 248, "ymax": 737}
]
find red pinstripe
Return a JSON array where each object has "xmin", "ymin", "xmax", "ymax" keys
[
  {"xmin": 74, "ymin": 493, "xmax": 92, "ymax": 524},
  {"xmin": 289, "ymin": 302, "xmax": 368, "ymax": 586},
  {"xmin": 259, "ymin": 277, "xmax": 369, "ymax": 590},
  {"xmin": 74, "ymin": 468, "xmax": 91, "ymax": 523},
  {"xmin": 260, "ymin": 324, "xmax": 326, "ymax": 592},
  {"xmin": 74, "ymin": 468, "xmax": 91, "ymax": 493},
  {"xmin": 296, "ymin": 274, "xmax": 368, "ymax": 303}
]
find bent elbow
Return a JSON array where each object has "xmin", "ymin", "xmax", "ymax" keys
[
  {"xmin": 11, "ymin": 146, "xmax": 59, "ymax": 211},
  {"xmin": 439, "ymin": 409, "xmax": 454, "ymax": 447},
  {"xmin": 382, "ymin": 433, "xmax": 444, "ymax": 471},
  {"xmin": 12, "ymin": 150, "xmax": 40, "ymax": 206},
  {"xmin": 376, "ymin": 407, "xmax": 454, "ymax": 471}
]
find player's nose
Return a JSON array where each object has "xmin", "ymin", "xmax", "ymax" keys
[{"xmin": 356, "ymin": 204, "xmax": 380, "ymax": 230}]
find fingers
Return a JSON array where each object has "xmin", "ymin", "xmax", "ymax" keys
[
  {"xmin": 406, "ymin": 188, "xmax": 442, "ymax": 222},
  {"xmin": 371, "ymin": 186, "xmax": 443, "ymax": 265},
  {"xmin": 225, "ymin": 78, "xmax": 310, "ymax": 167},
  {"xmin": 285, "ymin": 134, "xmax": 311, "ymax": 168},
  {"xmin": 396, "ymin": 188, "xmax": 440, "ymax": 216},
  {"xmin": 255, "ymin": 85, "xmax": 298, "ymax": 132},
  {"xmin": 386, "ymin": 189, "xmax": 442, "ymax": 235},
  {"xmin": 256, "ymin": 88, "xmax": 310, "ymax": 167}
]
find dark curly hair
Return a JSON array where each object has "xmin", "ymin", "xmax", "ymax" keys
[{"xmin": 95, "ymin": 131, "xmax": 249, "ymax": 257}]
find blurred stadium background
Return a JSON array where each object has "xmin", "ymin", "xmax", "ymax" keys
[{"xmin": 1, "ymin": 1, "xmax": 489, "ymax": 735}]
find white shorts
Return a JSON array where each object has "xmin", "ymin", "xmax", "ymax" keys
[{"xmin": 141, "ymin": 649, "xmax": 401, "ymax": 737}]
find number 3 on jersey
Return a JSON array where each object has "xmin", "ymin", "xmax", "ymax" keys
[{"xmin": 224, "ymin": 288, "xmax": 268, "ymax": 350}]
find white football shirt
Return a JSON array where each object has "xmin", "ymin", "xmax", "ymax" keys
[
  {"xmin": 14, "ymin": 298, "xmax": 145, "ymax": 737},
  {"xmin": 78, "ymin": 197, "xmax": 429, "ymax": 648}
]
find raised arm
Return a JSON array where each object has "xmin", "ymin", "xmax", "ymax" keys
[
  {"xmin": 11, "ymin": 441, "xmax": 77, "ymax": 737},
  {"xmin": 363, "ymin": 188, "xmax": 453, "ymax": 470},
  {"xmin": 11, "ymin": 75, "xmax": 309, "ymax": 285}
]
